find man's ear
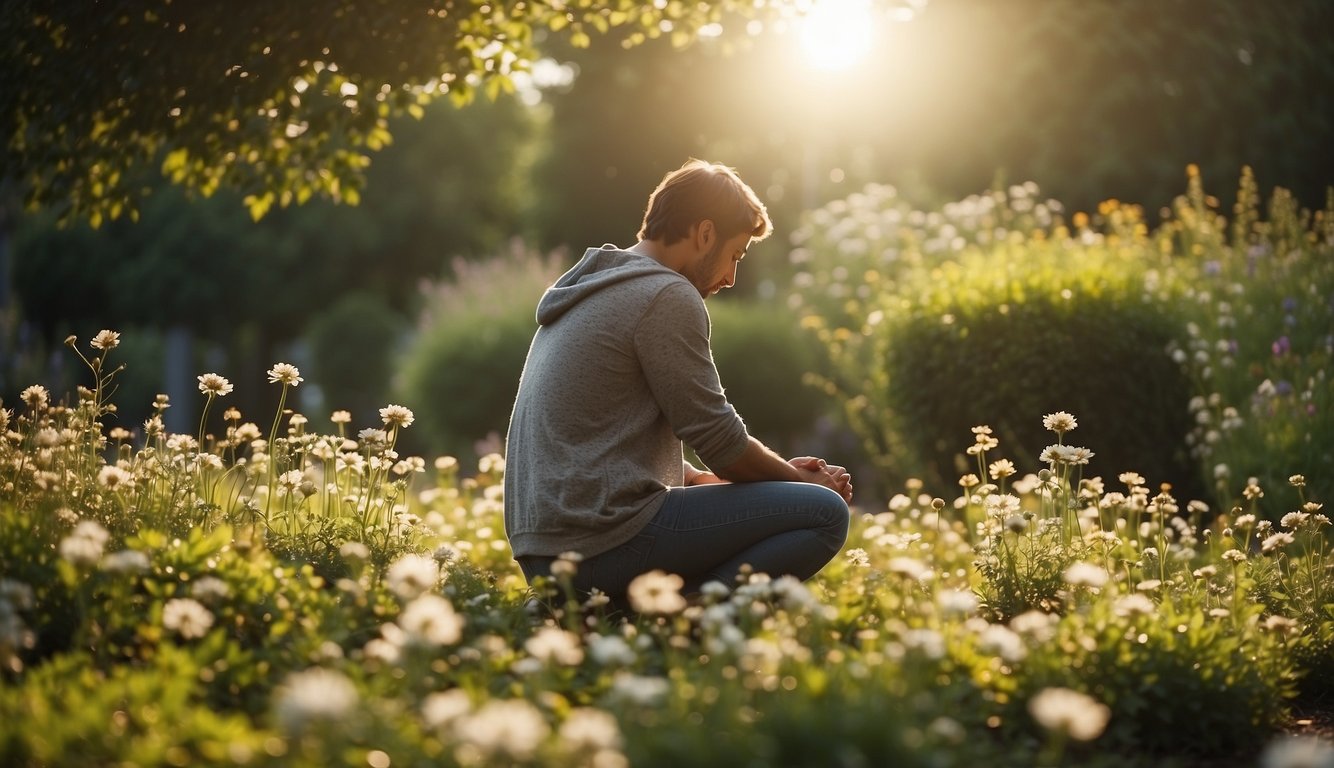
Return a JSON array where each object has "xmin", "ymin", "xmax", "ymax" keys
[{"xmin": 695, "ymin": 219, "xmax": 716, "ymax": 251}]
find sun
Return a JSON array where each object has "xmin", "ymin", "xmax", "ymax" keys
[{"xmin": 797, "ymin": 0, "xmax": 877, "ymax": 73}]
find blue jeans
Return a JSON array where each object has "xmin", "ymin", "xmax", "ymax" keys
[{"xmin": 518, "ymin": 481, "xmax": 849, "ymax": 598}]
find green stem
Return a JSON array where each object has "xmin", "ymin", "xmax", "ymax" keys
[{"xmin": 264, "ymin": 384, "xmax": 290, "ymax": 520}]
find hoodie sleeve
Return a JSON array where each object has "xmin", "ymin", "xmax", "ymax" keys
[{"xmin": 633, "ymin": 281, "xmax": 750, "ymax": 469}]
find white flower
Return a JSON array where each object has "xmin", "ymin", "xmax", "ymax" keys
[
  {"xmin": 844, "ymin": 548, "xmax": 870, "ymax": 567},
  {"xmin": 339, "ymin": 541, "xmax": 370, "ymax": 563},
  {"xmin": 197, "ymin": 373, "xmax": 234, "ymax": 397},
  {"xmin": 1114, "ymin": 593, "xmax": 1156, "ymax": 618},
  {"xmin": 20, "ymin": 385, "xmax": 50, "ymax": 410},
  {"xmin": 525, "ymin": 626, "xmax": 584, "ymax": 666},
  {"xmin": 478, "ymin": 452, "xmax": 506, "ymax": 475},
  {"xmin": 91, "ymin": 329, "xmax": 121, "ymax": 350},
  {"xmin": 162, "ymin": 598, "xmax": 214, "ymax": 639},
  {"xmin": 609, "ymin": 672, "xmax": 671, "ymax": 706},
  {"xmin": 1260, "ymin": 735, "xmax": 1334, "ymax": 768},
  {"xmin": 386, "ymin": 553, "xmax": 440, "ymax": 600},
  {"xmin": 266, "ymin": 363, "xmax": 303, "ymax": 386},
  {"xmin": 422, "ymin": 689, "xmax": 473, "ymax": 729},
  {"xmin": 771, "ymin": 575, "xmax": 817, "ymax": 611},
  {"xmin": 190, "ymin": 576, "xmax": 231, "ymax": 602},
  {"xmin": 59, "ymin": 520, "xmax": 110, "ymax": 566},
  {"xmin": 1009, "ymin": 610, "xmax": 1058, "ymax": 641},
  {"xmin": 901, "ymin": 628, "xmax": 946, "ymax": 659},
  {"xmin": 454, "ymin": 699, "xmax": 550, "ymax": 761},
  {"xmin": 887, "ymin": 557, "xmax": 929, "ymax": 580},
  {"xmin": 627, "ymin": 570, "xmax": 687, "ymax": 615},
  {"xmin": 1028, "ymin": 687, "xmax": 1111, "ymax": 741},
  {"xmin": 1040, "ymin": 444, "xmax": 1095, "ymax": 465},
  {"xmin": 379, "ymin": 404, "xmax": 415, "ymax": 429},
  {"xmin": 433, "ymin": 543, "xmax": 460, "ymax": 564},
  {"xmin": 1042, "ymin": 411, "xmax": 1078, "ymax": 434},
  {"xmin": 273, "ymin": 668, "xmax": 358, "ymax": 733},
  {"xmin": 362, "ymin": 637, "xmax": 402, "ymax": 665},
  {"xmin": 276, "ymin": 469, "xmax": 305, "ymax": 497},
  {"xmin": 100, "ymin": 549, "xmax": 150, "ymax": 574},
  {"xmin": 97, "ymin": 465, "xmax": 133, "ymax": 490},
  {"xmin": 1063, "ymin": 562, "xmax": 1109, "ymax": 589},
  {"xmin": 1222, "ymin": 549, "xmax": 1248, "ymax": 563},
  {"xmin": 700, "ymin": 580, "xmax": 732, "ymax": 601},
  {"xmin": 397, "ymin": 594, "xmax": 464, "ymax": 646},
  {"xmin": 977, "ymin": 623, "xmax": 1026, "ymax": 663},
  {"xmin": 1281, "ymin": 511, "xmax": 1310, "ymax": 530},
  {"xmin": 559, "ymin": 708, "xmax": 624, "ymax": 753},
  {"xmin": 1262, "ymin": 532, "xmax": 1295, "ymax": 554},
  {"xmin": 358, "ymin": 427, "xmax": 389, "ymax": 446},
  {"xmin": 936, "ymin": 589, "xmax": 978, "ymax": 617},
  {"xmin": 587, "ymin": 634, "xmax": 637, "ymax": 667},
  {"xmin": 984, "ymin": 493, "xmax": 1022, "ymax": 518}
]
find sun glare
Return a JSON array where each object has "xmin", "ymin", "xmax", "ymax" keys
[{"xmin": 797, "ymin": 0, "xmax": 876, "ymax": 73}]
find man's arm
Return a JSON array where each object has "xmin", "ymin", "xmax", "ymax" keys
[
  {"xmin": 714, "ymin": 437, "xmax": 804, "ymax": 483},
  {"xmin": 713, "ymin": 437, "xmax": 853, "ymax": 501},
  {"xmin": 683, "ymin": 460, "xmax": 727, "ymax": 486}
]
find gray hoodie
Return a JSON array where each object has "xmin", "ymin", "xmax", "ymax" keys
[{"xmin": 503, "ymin": 245, "xmax": 750, "ymax": 559}]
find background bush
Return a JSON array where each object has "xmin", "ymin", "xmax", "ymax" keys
[
  {"xmin": 882, "ymin": 246, "xmax": 1197, "ymax": 496},
  {"xmin": 788, "ymin": 172, "xmax": 1332, "ymax": 509},
  {"xmin": 306, "ymin": 293, "xmax": 410, "ymax": 428},
  {"xmin": 398, "ymin": 248, "xmax": 835, "ymax": 462},
  {"xmin": 706, "ymin": 299, "xmax": 828, "ymax": 458},
  {"xmin": 396, "ymin": 244, "xmax": 567, "ymax": 459}
]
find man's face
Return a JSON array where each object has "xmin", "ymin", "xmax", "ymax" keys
[{"xmin": 684, "ymin": 230, "xmax": 752, "ymax": 299}]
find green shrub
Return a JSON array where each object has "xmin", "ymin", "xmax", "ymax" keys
[
  {"xmin": 883, "ymin": 248, "xmax": 1197, "ymax": 495},
  {"xmin": 707, "ymin": 299, "xmax": 827, "ymax": 456},
  {"xmin": 0, "ymin": 648, "xmax": 265, "ymax": 767},
  {"xmin": 306, "ymin": 293, "xmax": 409, "ymax": 428},
  {"xmin": 999, "ymin": 593, "xmax": 1294, "ymax": 758},
  {"xmin": 789, "ymin": 171, "xmax": 1333, "ymax": 508},
  {"xmin": 790, "ymin": 183, "xmax": 1197, "ymax": 496},
  {"xmin": 396, "ymin": 244, "xmax": 566, "ymax": 459}
]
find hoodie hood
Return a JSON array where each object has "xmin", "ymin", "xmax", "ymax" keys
[{"xmin": 536, "ymin": 245, "xmax": 683, "ymax": 326}]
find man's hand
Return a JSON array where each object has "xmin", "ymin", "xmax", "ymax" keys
[
  {"xmin": 789, "ymin": 456, "xmax": 854, "ymax": 503},
  {"xmin": 714, "ymin": 438, "xmax": 852, "ymax": 503}
]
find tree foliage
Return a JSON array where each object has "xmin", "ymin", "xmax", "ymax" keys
[{"xmin": 1, "ymin": 0, "xmax": 789, "ymax": 227}]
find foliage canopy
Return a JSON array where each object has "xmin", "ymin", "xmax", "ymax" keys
[{"xmin": 0, "ymin": 0, "xmax": 793, "ymax": 226}]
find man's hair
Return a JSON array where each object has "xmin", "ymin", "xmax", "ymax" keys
[{"xmin": 637, "ymin": 159, "xmax": 772, "ymax": 245}]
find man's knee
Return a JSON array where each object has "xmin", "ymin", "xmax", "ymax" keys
[{"xmin": 804, "ymin": 485, "xmax": 850, "ymax": 551}]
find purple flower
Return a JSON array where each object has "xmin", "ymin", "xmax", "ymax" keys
[
  {"xmin": 1204, "ymin": 260, "xmax": 1222, "ymax": 276},
  {"xmin": 1282, "ymin": 297, "xmax": 1298, "ymax": 313},
  {"xmin": 1271, "ymin": 336, "xmax": 1291, "ymax": 356},
  {"xmin": 1275, "ymin": 380, "xmax": 1294, "ymax": 396}
]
